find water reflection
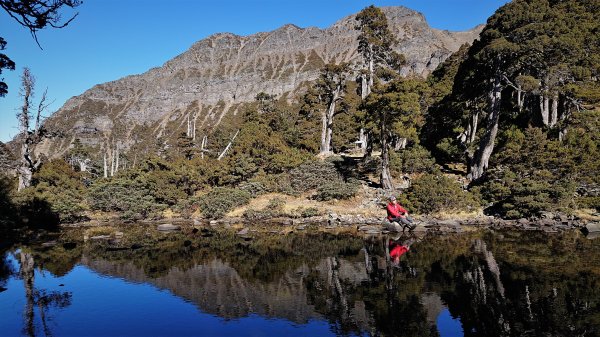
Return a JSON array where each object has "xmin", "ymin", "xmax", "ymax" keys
[{"xmin": 1, "ymin": 228, "xmax": 599, "ymax": 337}]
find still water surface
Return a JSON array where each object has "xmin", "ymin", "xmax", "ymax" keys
[{"xmin": 1, "ymin": 227, "xmax": 599, "ymax": 337}]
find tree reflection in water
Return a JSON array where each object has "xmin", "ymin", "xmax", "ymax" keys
[
  {"xmin": 5, "ymin": 228, "xmax": 600, "ymax": 337},
  {"xmin": 18, "ymin": 250, "xmax": 72, "ymax": 337}
]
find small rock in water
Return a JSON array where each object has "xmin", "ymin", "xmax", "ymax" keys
[
  {"xmin": 90, "ymin": 235, "xmax": 111, "ymax": 240},
  {"xmin": 41, "ymin": 241, "xmax": 57, "ymax": 248},
  {"xmin": 157, "ymin": 224, "xmax": 181, "ymax": 231}
]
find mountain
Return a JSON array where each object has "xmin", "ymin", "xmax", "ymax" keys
[{"xmin": 35, "ymin": 6, "xmax": 482, "ymax": 159}]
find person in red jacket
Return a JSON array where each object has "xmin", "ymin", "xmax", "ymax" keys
[{"xmin": 386, "ymin": 196, "xmax": 415, "ymax": 231}]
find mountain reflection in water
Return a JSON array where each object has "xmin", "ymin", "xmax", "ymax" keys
[{"xmin": 1, "ymin": 228, "xmax": 599, "ymax": 337}]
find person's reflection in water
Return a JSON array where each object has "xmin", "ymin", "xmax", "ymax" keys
[{"xmin": 388, "ymin": 237, "xmax": 415, "ymax": 267}]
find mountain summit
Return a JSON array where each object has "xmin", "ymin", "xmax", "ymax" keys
[{"xmin": 37, "ymin": 6, "xmax": 482, "ymax": 158}]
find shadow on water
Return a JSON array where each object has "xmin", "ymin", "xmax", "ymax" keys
[
  {"xmin": 2, "ymin": 227, "xmax": 600, "ymax": 337},
  {"xmin": 1, "ymin": 175, "xmax": 60, "ymax": 245}
]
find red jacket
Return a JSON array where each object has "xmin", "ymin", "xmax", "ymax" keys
[
  {"xmin": 389, "ymin": 242, "xmax": 409, "ymax": 260},
  {"xmin": 387, "ymin": 202, "xmax": 408, "ymax": 220}
]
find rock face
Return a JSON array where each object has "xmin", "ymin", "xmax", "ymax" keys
[{"xmin": 37, "ymin": 7, "xmax": 482, "ymax": 158}]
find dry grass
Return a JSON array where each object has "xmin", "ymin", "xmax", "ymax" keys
[
  {"xmin": 431, "ymin": 209, "xmax": 485, "ymax": 220},
  {"xmin": 573, "ymin": 208, "xmax": 600, "ymax": 221},
  {"xmin": 228, "ymin": 191, "xmax": 383, "ymax": 218}
]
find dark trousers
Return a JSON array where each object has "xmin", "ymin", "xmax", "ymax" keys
[{"xmin": 390, "ymin": 215, "xmax": 414, "ymax": 226}]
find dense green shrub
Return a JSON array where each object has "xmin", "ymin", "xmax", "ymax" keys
[
  {"xmin": 0, "ymin": 175, "xmax": 17, "ymax": 232},
  {"xmin": 88, "ymin": 177, "xmax": 166, "ymax": 221},
  {"xmin": 198, "ymin": 188, "xmax": 251, "ymax": 219},
  {"xmin": 314, "ymin": 179, "xmax": 360, "ymax": 201},
  {"xmin": 578, "ymin": 196, "xmax": 600, "ymax": 211},
  {"xmin": 299, "ymin": 207, "xmax": 323, "ymax": 218},
  {"xmin": 238, "ymin": 181, "xmax": 267, "ymax": 197},
  {"xmin": 242, "ymin": 197, "xmax": 287, "ymax": 221},
  {"xmin": 404, "ymin": 173, "xmax": 480, "ymax": 214},
  {"xmin": 390, "ymin": 145, "xmax": 436, "ymax": 175},
  {"xmin": 476, "ymin": 127, "xmax": 583, "ymax": 218},
  {"xmin": 250, "ymin": 172, "xmax": 294, "ymax": 194},
  {"xmin": 289, "ymin": 160, "xmax": 340, "ymax": 193},
  {"xmin": 15, "ymin": 160, "xmax": 88, "ymax": 223}
]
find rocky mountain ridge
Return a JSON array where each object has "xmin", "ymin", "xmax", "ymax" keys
[{"xmin": 37, "ymin": 6, "xmax": 482, "ymax": 159}]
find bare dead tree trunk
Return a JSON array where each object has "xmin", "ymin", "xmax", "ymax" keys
[
  {"xmin": 103, "ymin": 151, "xmax": 108, "ymax": 178},
  {"xmin": 469, "ymin": 74, "xmax": 502, "ymax": 181},
  {"xmin": 18, "ymin": 68, "xmax": 34, "ymax": 191},
  {"xmin": 218, "ymin": 130, "xmax": 240, "ymax": 160},
  {"xmin": 34, "ymin": 89, "xmax": 48, "ymax": 136},
  {"xmin": 200, "ymin": 135, "xmax": 207, "ymax": 159},
  {"xmin": 115, "ymin": 142, "xmax": 120, "ymax": 174},
  {"xmin": 110, "ymin": 144, "xmax": 115, "ymax": 177}
]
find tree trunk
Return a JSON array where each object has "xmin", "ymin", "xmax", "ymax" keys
[
  {"xmin": 361, "ymin": 76, "xmax": 368, "ymax": 100},
  {"xmin": 368, "ymin": 53, "xmax": 374, "ymax": 94},
  {"xmin": 470, "ymin": 111, "xmax": 479, "ymax": 144},
  {"xmin": 17, "ymin": 68, "xmax": 34, "ymax": 191},
  {"xmin": 550, "ymin": 94, "xmax": 558, "ymax": 127},
  {"xmin": 218, "ymin": 129, "xmax": 240, "ymax": 160},
  {"xmin": 103, "ymin": 151, "xmax": 108, "ymax": 178},
  {"xmin": 18, "ymin": 165, "xmax": 33, "ymax": 191},
  {"xmin": 110, "ymin": 145, "xmax": 115, "ymax": 177},
  {"xmin": 320, "ymin": 112, "xmax": 328, "ymax": 154},
  {"xmin": 380, "ymin": 119, "xmax": 394, "ymax": 190},
  {"xmin": 115, "ymin": 143, "xmax": 120, "ymax": 174},
  {"xmin": 394, "ymin": 137, "xmax": 407, "ymax": 151},
  {"xmin": 359, "ymin": 128, "xmax": 368, "ymax": 152},
  {"xmin": 200, "ymin": 135, "xmax": 207, "ymax": 159},
  {"xmin": 320, "ymin": 89, "xmax": 339, "ymax": 155},
  {"xmin": 540, "ymin": 94, "xmax": 550, "ymax": 126},
  {"xmin": 469, "ymin": 74, "xmax": 502, "ymax": 181},
  {"xmin": 516, "ymin": 86, "xmax": 523, "ymax": 111}
]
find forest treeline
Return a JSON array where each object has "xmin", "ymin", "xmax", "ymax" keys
[{"xmin": 1, "ymin": 0, "xmax": 598, "ymax": 232}]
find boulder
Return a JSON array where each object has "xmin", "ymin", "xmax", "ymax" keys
[{"xmin": 583, "ymin": 222, "xmax": 600, "ymax": 235}]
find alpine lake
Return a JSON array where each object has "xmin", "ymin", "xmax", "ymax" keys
[{"xmin": 1, "ymin": 224, "xmax": 599, "ymax": 337}]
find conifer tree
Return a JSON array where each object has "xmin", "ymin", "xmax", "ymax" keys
[
  {"xmin": 354, "ymin": 5, "xmax": 405, "ymax": 99},
  {"xmin": 363, "ymin": 78, "xmax": 428, "ymax": 189}
]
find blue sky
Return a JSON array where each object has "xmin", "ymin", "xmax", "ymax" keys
[{"xmin": 0, "ymin": 0, "xmax": 510, "ymax": 142}]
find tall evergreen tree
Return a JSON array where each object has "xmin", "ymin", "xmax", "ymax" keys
[
  {"xmin": 362, "ymin": 78, "xmax": 428, "ymax": 189},
  {"xmin": 354, "ymin": 5, "xmax": 405, "ymax": 99}
]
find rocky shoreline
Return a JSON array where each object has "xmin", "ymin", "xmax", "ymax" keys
[{"xmin": 65, "ymin": 211, "xmax": 600, "ymax": 239}]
